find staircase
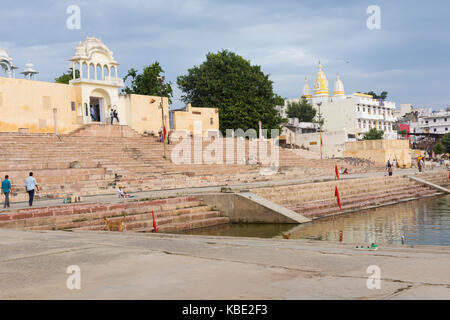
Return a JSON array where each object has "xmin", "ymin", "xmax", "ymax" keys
[
  {"xmin": 0, "ymin": 196, "xmax": 230, "ymax": 233},
  {"xmin": 252, "ymin": 175, "xmax": 443, "ymax": 219}
]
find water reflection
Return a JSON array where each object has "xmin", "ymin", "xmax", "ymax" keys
[
  {"xmin": 290, "ymin": 196, "xmax": 450, "ymax": 245},
  {"xmin": 181, "ymin": 196, "xmax": 450, "ymax": 246}
]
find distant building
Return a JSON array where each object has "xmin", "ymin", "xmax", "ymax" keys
[
  {"xmin": 418, "ymin": 110, "xmax": 450, "ymax": 135},
  {"xmin": 277, "ymin": 61, "xmax": 397, "ymax": 141},
  {"xmin": 170, "ymin": 103, "xmax": 219, "ymax": 136}
]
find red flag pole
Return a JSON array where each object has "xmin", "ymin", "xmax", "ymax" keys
[
  {"xmin": 335, "ymin": 162, "xmax": 340, "ymax": 180},
  {"xmin": 334, "ymin": 186, "xmax": 342, "ymax": 211},
  {"xmin": 152, "ymin": 210, "xmax": 158, "ymax": 232}
]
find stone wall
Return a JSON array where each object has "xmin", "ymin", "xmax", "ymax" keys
[{"xmin": 344, "ymin": 139, "xmax": 411, "ymax": 168}]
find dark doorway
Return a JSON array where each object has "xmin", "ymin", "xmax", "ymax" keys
[{"xmin": 89, "ymin": 97, "xmax": 101, "ymax": 122}]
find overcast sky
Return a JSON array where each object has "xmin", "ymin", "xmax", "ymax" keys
[{"xmin": 1, "ymin": 0, "xmax": 449, "ymax": 110}]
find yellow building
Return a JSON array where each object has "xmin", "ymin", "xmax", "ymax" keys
[
  {"xmin": 171, "ymin": 103, "xmax": 219, "ymax": 136},
  {"xmin": 0, "ymin": 37, "xmax": 169, "ymax": 135}
]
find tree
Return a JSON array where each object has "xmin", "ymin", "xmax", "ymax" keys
[
  {"xmin": 122, "ymin": 62, "xmax": 173, "ymax": 103},
  {"xmin": 286, "ymin": 96, "xmax": 316, "ymax": 122},
  {"xmin": 442, "ymin": 133, "xmax": 450, "ymax": 153},
  {"xmin": 55, "ymin": 68, "xmax": 79, "ymax": 84},
  {"xmin": 364, "ymin": 91, "xmax": 388, "ymax": 100},
  {"xmin": 363, "ymin": 128, "xmax": 384, "ymax": 140},
  {"xmin": 177, "ymin": 50, "xmax": 284, "ymax": 135},
  {"xmin": 433, "ymin": 143, "xmax": 445, "ymax": 155}
]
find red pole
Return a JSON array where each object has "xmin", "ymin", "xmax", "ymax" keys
[
  {"xmin": 334, "ymin": 186, "xmax": 342, "ymax": 211},
  {"xmin": 152, "ymin": 210, "xmax": 157, "ymax": 233},
  {"xmin": 335, "ymin": 163, "xmax": 340, "ymax": 180}
]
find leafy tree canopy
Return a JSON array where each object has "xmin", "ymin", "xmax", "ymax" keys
[
  {"xmin": 55, "ymin": 68, "xmax": 79, "ymax": 84},
  {"xmin": 177, "ymin": 49, "xmax": 284, "ymax": 135},
  {"xmin": 442, "ymin": 133, "xmax": 450, "ymax": 153},
  {"xmin": 123, "ymin": 62, "xmax": 173, "ymax": 103},
  {"xmin": 363, "ymin": 128, "xmax": 384, "ymax": 140},
  {"xmin": 364, "ymin": 91, "xmax": 388, "ymax": 100},
  {"xmin": 433, "ymin": 143, "xmax": 445, "ymax": 155},
  {"xmin": 286, "ymin": 96, "xmax": 317, "ymax": 123}
]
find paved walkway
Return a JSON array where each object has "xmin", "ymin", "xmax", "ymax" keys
[
  {"xmin": 0, "ymin": 167, "xmax": 444, "ymax": 212},
  {"xmin": 0, "ymin": 228, "xmax": 449, "ymax": 299}
]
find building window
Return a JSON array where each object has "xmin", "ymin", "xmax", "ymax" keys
[
  {"xmin": 433, "ymin": 119, "xmax": 436, "ymax": 122},
  {"xmin": 71, "ymin": 101, "xmax": 76, "ymax": 111},
  {"xmin": 363, "ymin": 107, "xmax": 365, "ymax": 112},
  {"xmin": 445, "ymin": 118, "xmax": 448, "ymax": 122},
  {"xmin": 434, "ymin": 128, "xmax": 437, "ymax": 132},
  {"xmin": 446, "ymin": 128, "xmax": 448, "ymax": 131},
  {"xmin": 210, "ymin": 118, "xmax": 214, "ymax": 125},
  {"xmin": 85, "ymin": 103, "xmax": 88, "ymax": 116}
]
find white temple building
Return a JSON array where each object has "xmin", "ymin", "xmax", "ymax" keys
[{"xmin": 278, "ymin": 61, "xmax": 397, "ymax": 140}]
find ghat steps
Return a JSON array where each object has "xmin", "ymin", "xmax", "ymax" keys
[
  {"xmin": 252, "ymin": 173, "xmax": 445, "ymax": 219},
  {"xmin": 0, "ymin": 196, "xmax": 230, "ymax": 233},
  {"xmin": 0, "ymin": 124, "xmax": 380, "ymax": 202}
]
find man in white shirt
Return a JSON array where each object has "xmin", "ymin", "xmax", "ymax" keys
[{"xmin": 24, "ymin": 172, "xmax": 39, "ymax": 206}]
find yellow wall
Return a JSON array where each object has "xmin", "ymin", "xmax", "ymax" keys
[
  {"xmin": 344, "ymin": 139, "xmax": 411, "ymax": 168},
  {"xmin": 172, "ymin": 105, "xmax": 219, "ymax": 136},
  {"xmin": 121, "ymin": 94, "xmax": 169, "ymax": 134},
  {"xmin": 0, "ymin": 77, "xmax": 82, "ymax": 133}
]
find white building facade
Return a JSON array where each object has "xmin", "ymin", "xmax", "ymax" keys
[
  {"xmin": 418, "ymin": 111, "xmax": 450, "ymax": 135},
  {"xmin": 278, "ymin": 61, "xmax": 397, "ymax": 140}
]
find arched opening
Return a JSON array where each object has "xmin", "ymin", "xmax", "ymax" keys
[
  {"xmin": 89, "ymin": 64, "xmax": 95, "ymax": 80},
  {"xmin": 74, "ymin": 62, "xmax": 80, "ymax": 79},
  {"xmin": 89, "ymin": 88, "xmax": 111, "ymax": 123},
  {"xmin": 103, "ymin": 65, "xmax": 109, "ymax": 80},
  {"xmin": 110, "ymin": 66, "xmax": 116, "ymax": 78},
  {"xmin": 82, "ymin": 62, "xmax": 88, "ymax": 79},
  {"xmin": 96, "ymin": 64, "xmax": 102, "ymax": 80}
]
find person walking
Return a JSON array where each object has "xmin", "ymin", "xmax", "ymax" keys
[
  {"xmin": 2, "ymin": 175, "xmax": 12, "ymax": 208},
  {"xmin": 386, "ymin": 159, "xmax": 391, "ymax": 171},
  {"xmin": 388, "ymin": 163, "xmax": 393, "ymax": 176},
  {"xmin": 113, "ymin": 109, "xmax": 120, "ymax": 123},
  {"xmin": 90, "ymin": 105, "xmax": 96, "ymax": 121},
  {"xmin": 110, "ymin": 108, "xmax": 114, "ymax": 124},
  {"xmin": 25, "ymin": 172, "xmax": 39, "ymax": 206}
]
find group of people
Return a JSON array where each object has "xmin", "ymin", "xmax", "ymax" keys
[
  {"xmin": 109, "ymin": 108, "xmax": 120, "ymax": 124},
  {"xmin": 385, "ymin": 159, "xmax": 397, "ymax": 176},
  {"xmin": 89, "ymin": 106, "xmax": 120, "ymax": 124},
  {"xmin": 157, "ymin": 127, "xmax": 171, "ymax": 144},
  {"xmin": 1, "ymin": 172, "xmax": 39, "ymax": 209}
]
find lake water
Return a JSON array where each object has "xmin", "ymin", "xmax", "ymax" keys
[{"xmin": 182, "ymin": 195, "xmax": 450, "ymax": 246}]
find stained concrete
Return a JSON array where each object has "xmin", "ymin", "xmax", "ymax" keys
[
  {"xmin": 196, "ymin": 192, "xmax": 311, "ymax": 224},
  {"xmin": 0, "ymin": 229, "xmax": 448, "ymax": 299}
]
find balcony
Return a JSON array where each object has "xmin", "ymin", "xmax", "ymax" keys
[
  {"xmin": 70, "ymin": 77, "xmax": 124, "ymax": 87},
  {"xmin": 356, "ymin": 112, "xmax": 384, "ymax": 120}
]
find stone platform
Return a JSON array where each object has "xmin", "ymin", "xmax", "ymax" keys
[{"xmin": 0, "ymin": 228, "xmax": 449, "ymax": 299}]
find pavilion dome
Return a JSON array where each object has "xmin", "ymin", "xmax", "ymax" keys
[{"xmin": 71, "ymin": 36, "xmax": 117, "ymax": 64}]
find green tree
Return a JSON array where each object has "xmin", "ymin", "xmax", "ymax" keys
[
  {"xmin": 286, "ymin": 96, "xmax": 316, "ymax": 122},
  {"xmin": 123, "ymin": 62, "xmax": 173, "ymax": 103},
  {"xmin": 433, "ymin": 143, "xmax": 445, "ymax": 155},
  {"xmin": 363, "ymin": 128, "xmax": 384, "ymax": 140},
  {"xmin": 177, "ymin": 50, "xmax": 284, "ymax": 135},
  {"xmin": 442, "ymin": 133, "xmax": 450, "ymax": 153},
  {"xmin": 55, "ymin": 68, "xmax": 79, "ymax": 84},
  {"xmin": 364, "ymin": 91, "xmax": 388, "ymax": 100}
]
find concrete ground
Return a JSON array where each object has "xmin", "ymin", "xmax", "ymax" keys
[{"xmin": 0, "ymin": 228, "xmax": 449, "ymax": 299}]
